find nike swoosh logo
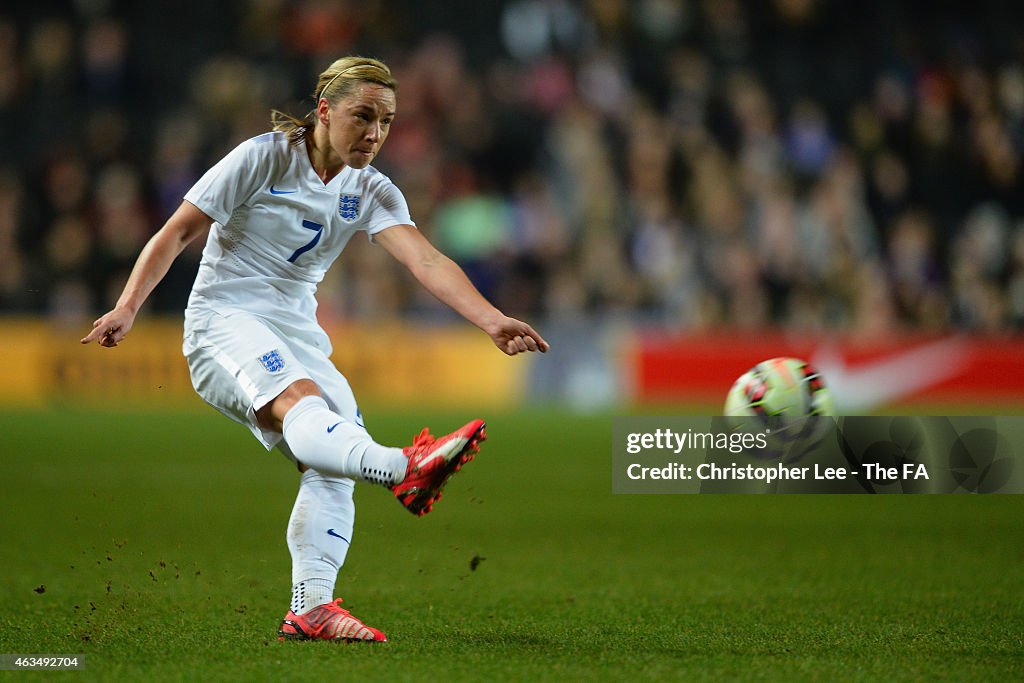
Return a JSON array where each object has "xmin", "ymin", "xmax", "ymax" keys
[
  {"xmin": 412, "ymin": 436, "xmax": 470, "ymax": 472},
  {"xmin": 327, "ymin": 422, "xmax": 342, "ymax": 433},
  {"xmin": 327, "ymin": 528, "xmax": 350, "ymax": 543},
  {"xmin": 270, "ymin": 185, "xmax": 297, "ymax": 195},
  {"xmin": 811, "ymin": 338, "xmax": 969, "ymax": 412}
]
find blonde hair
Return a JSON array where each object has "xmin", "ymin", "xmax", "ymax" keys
[{"xmin": 271, "ymin": 56, "xmax": 398, "ymax": 146}]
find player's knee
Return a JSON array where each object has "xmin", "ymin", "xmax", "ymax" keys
[{"xmin": 258, "ymin": 379, "xmax": 322, "ymax": 432}]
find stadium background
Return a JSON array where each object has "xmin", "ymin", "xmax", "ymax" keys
[{"xmin": 2, "ymin": 0, "xmax": 1023, "ymax": 412}]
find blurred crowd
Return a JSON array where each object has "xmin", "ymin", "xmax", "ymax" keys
[{"xmin": 3, "ymin": 0, "xmax": 1024, "ymax": 333}]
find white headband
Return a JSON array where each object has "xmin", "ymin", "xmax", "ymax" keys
[{"xmin": 318, "ymin": 65, "xmax": 364, "ymax": 101}]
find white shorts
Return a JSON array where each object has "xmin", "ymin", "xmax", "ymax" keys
[{"xmin": 183, "ymin": 310, "xmax": 362, "ymax": 451}]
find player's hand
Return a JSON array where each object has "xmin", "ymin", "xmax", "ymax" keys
[
  {"xmin": 485, "ymin": 315, "xmax": 550, "ymax": 356},
  {"xmin": 80, "ymin": 307, "xmax": 136, "ymax": 348}
]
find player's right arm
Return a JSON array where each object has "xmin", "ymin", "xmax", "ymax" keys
[{"xmin": 80, "ymin": 200, "xmax": 211, "ymax": 348}]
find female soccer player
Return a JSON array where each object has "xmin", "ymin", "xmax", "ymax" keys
[{"xmin": 81, "ymin": 56, "xmax": 548, "ymax": 642}]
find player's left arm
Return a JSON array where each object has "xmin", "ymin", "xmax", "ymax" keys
[{"xmin": 374, "ymin": 224, "xmax": 549, "ymax": 356}]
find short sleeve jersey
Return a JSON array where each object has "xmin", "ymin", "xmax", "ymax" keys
[{"xmin": 183, "ymin": 131, "xmax": 414, "ymax": 334}]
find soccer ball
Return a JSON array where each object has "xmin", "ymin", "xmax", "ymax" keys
[{"xmin": 724, "ymin": 357, "xmax": 835, "ymax": 417}]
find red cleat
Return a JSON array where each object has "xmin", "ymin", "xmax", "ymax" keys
[
  {"xmin": 278, "ymin": 599, "xmax": 387, "ymax": 642},
  {"xmin": 392, "ymin": 419, "xmax": 486, "ymax": 516}
]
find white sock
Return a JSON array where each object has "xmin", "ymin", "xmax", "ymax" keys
[
  {"xmin": 291, "ymin": 578, "xmax": 333, "ymax": 615},
  {"xmin": 282, "ymin": 395, "xmax": 407, "ymax": 485},
  {"xmin": 287, "ymin": 470, "xmax": 354, "ymax": 614}
]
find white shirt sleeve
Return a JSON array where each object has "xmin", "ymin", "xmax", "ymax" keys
[
  {"xmin": 364, "ymin": 177, "xmax": 416, "ymax": 237},
  {"xmin": 185, "ymin": 138, "xmax": 268, "ymax": 225}
]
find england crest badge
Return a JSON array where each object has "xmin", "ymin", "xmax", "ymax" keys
[
  {"xmin": 258, "ymin": 349, "xmax": 285, "ymax": 373},
  {"xmin": 338, "ymin": 193, "xmax": 361, "ymax": 222}
]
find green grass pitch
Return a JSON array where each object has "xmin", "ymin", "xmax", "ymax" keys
[{"xmin": 1, "ymin": 407, "xmax": 1021, "ymax": 681}]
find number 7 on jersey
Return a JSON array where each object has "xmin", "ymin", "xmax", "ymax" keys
[{"xmin": 287, "ymin": 219, "xmax": 324, "ymax": 264}]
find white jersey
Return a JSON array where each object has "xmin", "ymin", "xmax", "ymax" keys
[{"xmin": 182, "ymin": 131, "xmax": 414, "ymax": 344}]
